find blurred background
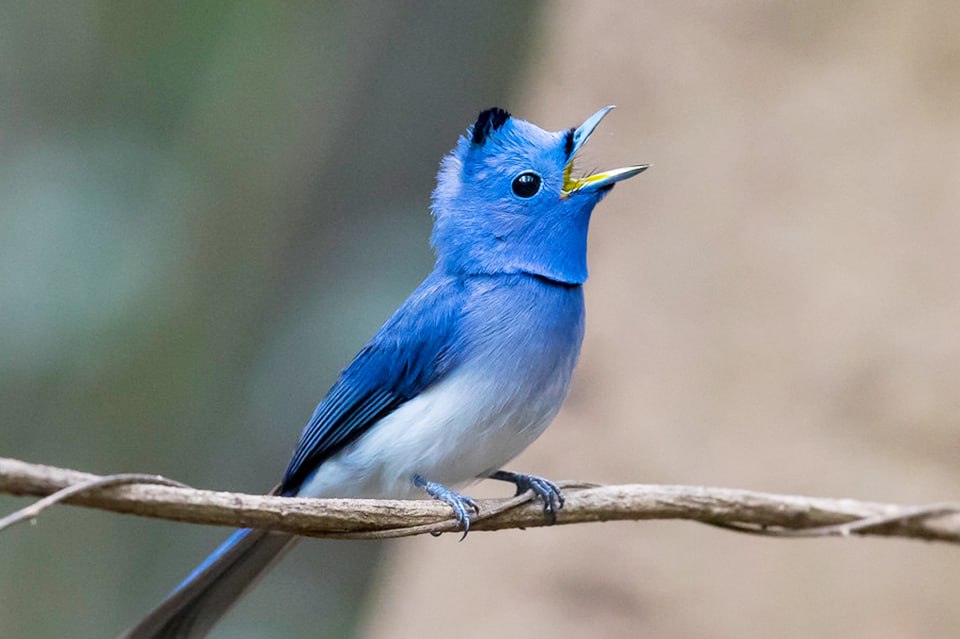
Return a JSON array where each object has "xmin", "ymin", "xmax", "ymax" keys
[{"xmin": 2, "ymin": 1, "xmax": 959, "ymax": 637}]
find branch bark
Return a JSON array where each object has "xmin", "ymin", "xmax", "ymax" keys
[{"xmin": 1, "ymin": 457, "xmax": 958, "ymax": 544}]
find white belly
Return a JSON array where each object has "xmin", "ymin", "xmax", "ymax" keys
[{"xmin": 297, "ymin": 362, "xmax": 569, "ymax": 499}]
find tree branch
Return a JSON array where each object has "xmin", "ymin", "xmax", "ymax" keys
[{"xmin": 1, "ymin": 457, "xmax": 958, "ymax": 544}]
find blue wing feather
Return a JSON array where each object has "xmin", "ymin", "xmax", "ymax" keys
[{"xmin": 280, "ymin": 274, "xmax": 462, "ymax": 494}]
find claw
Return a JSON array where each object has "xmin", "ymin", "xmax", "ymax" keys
[
  {"xmin": 414, "ymin": 475, "xmax": 480, "ymax": 540},
  {"xmin": 489, "ymin": 470, "xmax": 564, "ymax": 524}
]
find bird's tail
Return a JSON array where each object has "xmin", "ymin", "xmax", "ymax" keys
[{"xmin": 119, "ymin": 528, "xmax": 298, "ymax": 639}]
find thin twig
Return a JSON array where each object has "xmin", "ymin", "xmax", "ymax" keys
[
  {"xmin": 709, "ymin": 502, "xmax": 960, "ymax": 538},
  {"xmin": 1, "ymin": 457, "xmax": 958, "ymax": 545},
  {"xmin": 0, "ymin": 473, "xmax": 189, "ymax": 532}
]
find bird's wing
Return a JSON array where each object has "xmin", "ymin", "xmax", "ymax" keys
[{"xmin": 280, "ymin": 277, "xmax": 461, "ymax": 494}]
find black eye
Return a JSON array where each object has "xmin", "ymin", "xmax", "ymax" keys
[{"xmin": 511, "ymin": 172, "xmax": 542, "ymax": 198}]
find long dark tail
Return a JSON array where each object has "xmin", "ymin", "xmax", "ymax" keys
[{"xmin": 119, "ymin": 528, "xmax": 298, "ymax": 638}]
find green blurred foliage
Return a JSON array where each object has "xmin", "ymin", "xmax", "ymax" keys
[{"xmin": 0, "ymin": 2, "xmax": 540, "ymax": 637}]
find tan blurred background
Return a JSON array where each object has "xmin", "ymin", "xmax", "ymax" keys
[
  {"xmin": 364, "ymin": 2, "xmax": 960, "ymax": 639},
  {"xmin": 2, "ymin": 1, "xmax": 959, "ymax": 638}
]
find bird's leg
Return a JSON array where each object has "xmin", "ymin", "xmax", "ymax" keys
[
  {"xmin": 413, "ymin": 474, "xmax": 480, "ymax": 540},
  {"xmin": 489, "ymin": 470, "xmax": 564, "ymax": 524}
]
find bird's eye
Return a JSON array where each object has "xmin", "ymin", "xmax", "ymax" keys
[{"xmin": 511, "ymin": 172, "xmax": 542, "ymax": 198}]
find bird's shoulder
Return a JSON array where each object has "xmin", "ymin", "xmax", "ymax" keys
[{"xmin": 341, "ymin": 273, "xmax": 467, "ymax": 393}]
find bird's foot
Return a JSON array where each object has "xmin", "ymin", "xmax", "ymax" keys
[
  {"xmin": 413, "ymin": 475, "xmax": 480, "ymax": 540},
  {"xmin": 490, "ymin": 470, "xmax": 564, "ymax": 524}
]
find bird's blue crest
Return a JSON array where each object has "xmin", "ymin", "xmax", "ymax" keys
[{"xmin": 430, "ymin": 109, "xmax": 613, "ymax": 285}]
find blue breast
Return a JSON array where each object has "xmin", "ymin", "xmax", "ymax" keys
[{"xmin": 457, "ymin": 273, "xmax": 585, "ymax": 391}]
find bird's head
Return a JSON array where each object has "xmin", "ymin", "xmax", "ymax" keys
[{"xmin": 430, "ymin": 106, "xmax": 647, "ymax": 284}]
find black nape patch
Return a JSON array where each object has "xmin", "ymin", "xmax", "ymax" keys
[
  {"xmin": 563, "ymin": 128, "xmax": 575, "ymax": 157},
  {"xmin": 472, "ymin": 107, "xmax": 511, "ymax": 145}
]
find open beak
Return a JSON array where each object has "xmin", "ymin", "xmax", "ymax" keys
[{"xmin": 562, "ymin": 105, "xmax": 648, "ymax": 197}]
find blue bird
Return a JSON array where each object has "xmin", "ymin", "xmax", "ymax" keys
[{"xmin": 122, "ymin": 106, "xmax": 647, "ymax": 638}]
